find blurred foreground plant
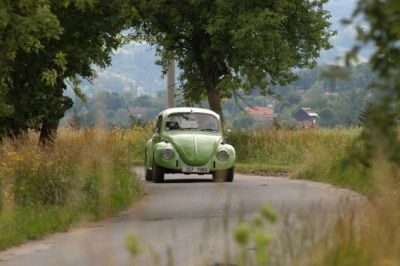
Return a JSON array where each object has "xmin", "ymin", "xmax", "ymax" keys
[
  {"xmin": 126, "ymin": 234, "xmax": 142, "ymax": 266},
  {"xmin": 234, "ymin": 205, "xmax": 278, "ymax": 266}
]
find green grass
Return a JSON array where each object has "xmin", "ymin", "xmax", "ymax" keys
[
  {"xmin": 227, "ymin": 128, "xmax": 372, "ymax": 194},
  {"xmin": 236, "ymin": 162, "xmax": 290, "ymax": 175},
  {"xmin": 0, "ymin": 128, "xmax": 144, "ymax": 250},
  {"xmin": 0, "ymin": 207, "xmax": 77, "ymax": 247}
]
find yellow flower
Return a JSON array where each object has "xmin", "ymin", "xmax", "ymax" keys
[{"xmin": 7, "ymin": 151, "xmax": 23, "ymax": 162}]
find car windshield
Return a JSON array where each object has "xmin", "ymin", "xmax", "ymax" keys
[{"xmin": 165, "ymin": 113, "xmax": 219, "ymax": 132}]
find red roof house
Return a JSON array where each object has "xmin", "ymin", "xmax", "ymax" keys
[{"xmin": 245, "ymin": 106, "xmax": 277, "ymax": 121}]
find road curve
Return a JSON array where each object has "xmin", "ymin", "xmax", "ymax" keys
[{"xmin": 0, "ymin": 168, "xmax": 365, "ymax": 266}]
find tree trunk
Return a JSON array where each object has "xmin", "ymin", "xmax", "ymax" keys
[
  {"xmin": 39, "ymin": 118, "xmax": 59, "ymax": 145},
  {"xmin": 206, "ymin": 84, "xmax": 223, "ymax": 124},
  {"xmin": 202, "ymin": 62, "xmax": 224, "ymax": 123}
]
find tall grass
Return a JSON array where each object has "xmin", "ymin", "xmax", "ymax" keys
[
  {"xmin": 0, "ymin": 127, "xmax": 147, "ymax": 249},
  {"xmin": 226, "ymin": 129, "xmax": 399, "ymax": 265},
  {"xmin": 293, "ymin": 158, "xmax": 400, "ymax": 266},
  {"xmin": 227, "ymin": 128, "xmax": 371, "ymax": 193}
]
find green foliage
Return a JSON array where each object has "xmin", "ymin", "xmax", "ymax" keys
[
  {"xmin": 232, "ymin": 114, "xmax": 256, "ymax": 130},
  {"xmin": 349, "ymin": 0, "xmax": 400, "ymax": 166},
  {"xmin": 274, "ymin": 85, "xmax": 373, "ymax": 128},
  {"xmin": 234, "ymin": 205, "xmax": 277, "ymax": 266},
  {"xmin": 0, "ymin": 0, "xmax": 134, "ymax": 141},
  {"xmin": 125, "ymin": 234, "xmax": 141, "ymax": 257},
  {"xmin": 132, "ymin": 0, "xmax": 334, "ymax": 116},
  {"xmin": 0, "ymin": 0, "xmax": 63, "ymax": 136},
  {"xmin": 220, "ymin": 63, "xmax": 375, "ymax": 129},
  {"xmin": 260, "ymin": 205, "xmax": 278, "ymax": 224}
]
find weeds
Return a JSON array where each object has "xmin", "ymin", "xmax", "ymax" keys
[
  {"xmin": 0, "ymin": 127, "xmax": 144, "ymax": 249},
  {"xmin": 227, "ymin": 128, "xmax": 372, "ymax": 194}
]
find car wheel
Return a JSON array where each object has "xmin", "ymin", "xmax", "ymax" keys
[
  {"xmin": 213, "ymin": 167, "xmax": 234, "ymax": 182},
  {"xmin": 144, "ymin": 152, "xmax": 153, "ymax": 181},
  {"xmin": 152, "ymin": 158, "xmax": 164, "ymax": 183}
]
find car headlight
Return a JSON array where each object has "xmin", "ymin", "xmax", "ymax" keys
[
  {"xmin": 162, "ymin": 148, "xmax": 174, "ymax": 160},
  {"xmin": 217, "ymin": 149, "xmax": 229, "ymax": 162}
]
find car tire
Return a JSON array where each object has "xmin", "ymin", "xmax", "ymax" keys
[
  {"xmin": 144, "ymin": 152, "xmax": 153, "ymax": 181},
  {"xmin": 213, "ymin": 167, "xmax": 234, "ymax": 182},
  {"xmin": 152, "ymin": 158, "xmax": 164, "ymax": 183}
]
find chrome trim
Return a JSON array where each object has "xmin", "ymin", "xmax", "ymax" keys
[
  {"xmin": 217, "ymin": 149, "xmax": 229, "ymax": 162},
  {"xmin": 162, "ymin": 147, "xmax": 174, "ymax": 160}
]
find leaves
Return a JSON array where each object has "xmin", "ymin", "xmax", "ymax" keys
[
  {"xmin": 349, "ymin": 0, "xmax": 400, "ymax": 165},
  {"xmin": 41, "ymin": 69, "xmax": 58, "ymax": 87},
  {"xmin": 132, "ymin": 0, "xmax": 334, "ymax": 112},
  {"xmin": 0, "ymin": 0, "xmax": 134, "ymax": 139}
]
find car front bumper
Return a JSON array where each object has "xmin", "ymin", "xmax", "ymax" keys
[{"xmin": 153, "ymin": 144, "xmax": 235, "ymax": 174}]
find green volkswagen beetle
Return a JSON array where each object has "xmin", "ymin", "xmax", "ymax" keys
[{"xmin": 144, "ymin": 107, "xmax": 235, "ymax": 183}]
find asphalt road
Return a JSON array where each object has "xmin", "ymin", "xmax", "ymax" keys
[{"xmin": 0, "ymin": 168, "xmax": 365, "ymax": 266}]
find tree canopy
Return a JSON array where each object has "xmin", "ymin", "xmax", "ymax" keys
[
  {"xmin": 132, "ymin": 0, "xmax": 334, "ymax": 118},
  {"xmin": 349, "ymin": 0, "xmax": 400, "ymax": 164},
  {"xmin": 0, "ymin": 0, "xmax": 134, "ymax": 142}
]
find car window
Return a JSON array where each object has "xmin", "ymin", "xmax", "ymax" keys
[
  {"xmin": 165, "ymin": 113, "xmax": 219, "ymax": 132},
  {"xmin": 155, "ymin": 115, "xmax": 162, "ymax": 132}
]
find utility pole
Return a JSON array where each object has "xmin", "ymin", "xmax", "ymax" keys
[{"xmin": 167, "ymin": 59, "xmax": 176, "ymax": 108}]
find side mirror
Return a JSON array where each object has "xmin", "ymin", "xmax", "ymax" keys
[
  {"xmin": 223, "ymin": 128, "xmax": 232, "ymax": 143},
  {"xmin": 225, "ymin": 128, "xmax": 232, "ymax": 135}
]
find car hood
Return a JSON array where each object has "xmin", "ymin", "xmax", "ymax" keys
[{"xmin": 164, "ymin": 131, "xmax": 222, "ymax": 166}]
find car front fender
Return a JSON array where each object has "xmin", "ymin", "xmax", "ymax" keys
[
  {"xmin": 153, "ymin": 142, "xmax": 180, "ymax": 170},
  {"xmin": 213, "ymin": 143, "xmax": 236, "ymax": 170},
  {"xmin": 145, "ymin": 139, "xmax": 153, "ymax": 168}
]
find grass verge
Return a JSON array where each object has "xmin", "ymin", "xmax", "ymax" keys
[
  {"xmin": 0, "ymin": 127, "xmax": 145, "ymax": 249},
  {"xmin": 227, "ymin": 128, "xmax": 372, "ymax": 195}
]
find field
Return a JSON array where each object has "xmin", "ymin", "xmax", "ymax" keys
[{"xmin": 227, "ymin": 128, "xmax": 371, "ymax": 194}]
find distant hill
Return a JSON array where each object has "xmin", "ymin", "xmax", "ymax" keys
[{"xmin": 84, "ymin": 0, "xmax": 370, "ymax": 97}]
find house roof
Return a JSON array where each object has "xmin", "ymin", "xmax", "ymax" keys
[
  {"xmin": 245, "ymin": 106, "xmax": 275, "ymax": 116},
  {"xmin": 301, "ymin": 108, "xmax": 319, "ymax": 117}
]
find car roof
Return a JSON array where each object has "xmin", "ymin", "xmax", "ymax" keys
[{"xmin": 161, "ymin": 107, "xmax": 220, "ymax": 118}]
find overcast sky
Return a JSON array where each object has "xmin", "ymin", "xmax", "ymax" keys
[{"xmin": 320, "ymin": 0, "xmax": 372, "ymax": 63}]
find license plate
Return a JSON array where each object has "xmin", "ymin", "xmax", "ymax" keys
[{"xmin": 183, "ymin": 166, "xmax": 209, "ymax": 173}]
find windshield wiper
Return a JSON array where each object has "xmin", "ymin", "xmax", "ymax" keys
[{"xmin": 200, "ymin": 128, "xmax": 218, "ymax": 132}]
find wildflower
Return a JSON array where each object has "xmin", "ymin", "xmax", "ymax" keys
[{"xmin": 7, "ymin": 151, "xmax": 23, "ymax": 162}]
